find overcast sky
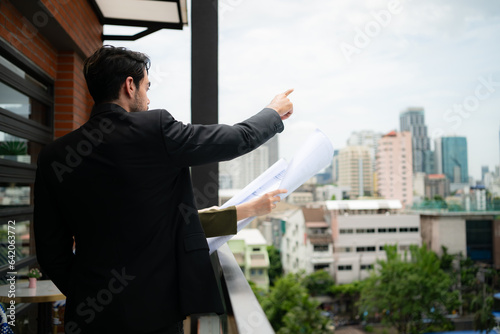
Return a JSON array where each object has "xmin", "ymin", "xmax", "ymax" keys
[{"xmin": 105, "ymin": 0, "xmax": 500, "ymax": 180}]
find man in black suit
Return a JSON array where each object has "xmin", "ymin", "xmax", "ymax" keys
[{"xmin": 34, "ymin": 45, "xmax": 293, "ymax": 333}]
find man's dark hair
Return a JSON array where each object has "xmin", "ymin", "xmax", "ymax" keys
[{"xmin": 83, "ymin": 45, "xmax": 151, "ymax": 104}]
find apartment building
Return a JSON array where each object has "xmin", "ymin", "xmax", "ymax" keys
[
  {"xmin": 376, "ymin": 131, "xmax": 413, "ymax": 207},
  {"xmin": 278, "ymin": 207, "xmax": 334, "ymax": 275},
  {"xmin": 228, "ymin": 228, "xmax": 271, "ymax": 290},
  {"xmin": 325, "ymin": 200, "xmax": 421, "ymax": 284}
]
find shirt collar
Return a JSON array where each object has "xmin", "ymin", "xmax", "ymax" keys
[{"xmin": 90, "ymin": 103, "xmax": 127, "ymax": 119}]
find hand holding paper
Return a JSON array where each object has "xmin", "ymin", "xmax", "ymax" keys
[{"xmin": 207, "ymin": 129, "xmax": 334, "ymax": 254}]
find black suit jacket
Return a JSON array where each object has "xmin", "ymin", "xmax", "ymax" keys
[{"xmin": 33, "ymin": 103, "xmax": 283, "ymax": 333}]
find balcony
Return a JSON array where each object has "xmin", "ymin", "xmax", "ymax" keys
[{"xmin": 187, "ymin": 244, "xmax": 275, "ymax": 333}]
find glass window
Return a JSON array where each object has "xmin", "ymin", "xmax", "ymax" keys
[
  {"xmin": 0, "ymin": 45, "xmax": 53, "ymax": 278},
  {"xmin": 338, "ymin": 265, "xmax": 352, "ymax": 271},
  {"xmin": 314, "ymin": 264, "xmax": 329, "ymax": 271},
  {"xmin": 0, "ymin": 81, "xmax": 49, "ymax": 125},
  {"xmin": 0, "ymin": 182, "xmax": 31, "ymax": 207},
  {"xmin": 339, "ymin": 228, "xmax": 353, "ymax": 234},
  {"xmin": 314, "ymin": 245, "xmax": 329, "ymax": 252},
  {"xmin": 0, "ymin": 131, "xmax": 44, "ymax": 164}
]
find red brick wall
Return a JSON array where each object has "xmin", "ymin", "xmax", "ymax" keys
[
  {"xmin": 0, "ymin": 0, "xmax": 58, "ymax": 77},
  {"xmin": 54, "ymin": 52, "xmax": 94, "ymax": 138},
  {"xmin": 40, "ymin": 0, "xmax": 102, "ymax": 58},
  {"xmin": 0, "ymin": 0, "xmax": 102, "ymax": 138}
]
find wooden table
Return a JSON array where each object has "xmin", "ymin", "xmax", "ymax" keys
[{"xmin": 0, "ymin": 280, "xmax": 66, "ymax": 333}]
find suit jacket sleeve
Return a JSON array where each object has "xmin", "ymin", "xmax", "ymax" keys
[
  {"xmin": 198, "ymin": 206, "xmax": 237, "ymax": 238},
  {"xmin": 33, "ymin": 152, "xmax": 74, "ymax": 296},
  {"xmin": 160, "ymin": 108, "xmax": 283, "ymax": 167}
]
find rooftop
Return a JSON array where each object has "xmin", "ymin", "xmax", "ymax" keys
[
  {"xmin": 427, "ymin": 174, "xmax": 447, "ymax": 180},
  {"xmin": 325, "ymin": 199, "xmax": 402, "ymax": 211},
  {"xmin": 302, "ymin": 207, "xmax": 325, "ymax": 222},
  {"xmin": 231, "ymin": 228, "xmax": 267, "ymax": 245}
]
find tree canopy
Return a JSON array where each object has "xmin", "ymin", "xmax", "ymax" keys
[{"xmin": 358, "ymin": 244, "xmax": 459, "ymax": 333}]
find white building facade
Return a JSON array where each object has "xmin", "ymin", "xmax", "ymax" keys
[
  {"xmin": 279, "ymin": 208, "xmax": 334, "ymax": 276},
  {"xmin": 325, "ymin": 200, "xmax": 421, "ymax": 284}
]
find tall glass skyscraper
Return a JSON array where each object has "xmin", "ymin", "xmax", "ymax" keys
[
  {"xmin": 400, "ymin": 107, "xmax": 433, "ymax": 174},
  {"xmin": 441, "ymin": 137, "xmax": 469, "ymax": 183}
]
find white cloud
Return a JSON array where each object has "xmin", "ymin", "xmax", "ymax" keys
[{"xmin": 112, "ymin": 0, "xmax": 500, "ymax": 179}]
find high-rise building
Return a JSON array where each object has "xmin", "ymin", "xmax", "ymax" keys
[
  {"xmin": 376, "ymin": 131, "xmax": 413, "ymax": 206},
  {"xmin": 338, "ymin": 146, "xmax": 373, "ymax": 198},
  {"xmin": 219, "ymin": 136, "xmax": 278, "ymax": 189},
  {"xmin": 220, "ymin": 145, "xmax": 269, "ymax": 189},
  {"xmin": 400, "ymin": 107, "xmax": 433, "ymax": 174},
  {"xmin": 434, "ymin": 138, "xmax": 443, "ymax": 174},
  {"xmin": 332, "ymin": 150, "xmax": 339, "ymax": 183},
  {"xmin": 441, "ymin": 137, "xmax": 469, "ymax": 183},
  {"xmin": 266, "ymin": 135, "xmax": 279, "ymax": 166},
  {"xmin": 424, "ymin": 174, "xmax": 450, "ymax": 199},
  {"xmin": 347, "ymin": 130, "xmax": 383, "ymax": 172},
  {"xmin": 482, "ymin": 166, "xmax": 490, "ymax": 183}
]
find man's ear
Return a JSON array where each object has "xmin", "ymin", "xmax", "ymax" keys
[{"xmin": 123, "ymin": 76, "xmax": 135, "ymax": 99}]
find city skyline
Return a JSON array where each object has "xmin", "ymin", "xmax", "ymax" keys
[{"xmin": 105, "ymin": 0, "xmax": 500, "ymax": 180}]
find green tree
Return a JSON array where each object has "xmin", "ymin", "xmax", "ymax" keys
[
  {"xmin": 439, "ymin": 246, "xmax": 454, "ymax": 272},
  {"xmin": 261, "ymin": 273, "xmax": 306, "ymax": 330},
  {"xmin": 261, "ymin": 273, "xmax": 332, "ymax": 332},
  {"xmin": 248, "ymin": 280, "xmax": 266, "ymax": 304},
  {"xmin": 330, "ymin": 194, "xmax": 336, "ymax": 200},
  {"xmin": 302, "ymin": 269, "xmax": 335, "ymax": 296},
  {"xmin": 471, "ymin": 293, "xmax": 496, "ymax": 331},
  {"xmin": 267, "ymin": 245, "xmax": 283, "ymax": 287},
  {"xmin": 359, "ymin": 245, "xmax": 459, "ymax": 333},
  {"xmin": 278, "ymin": 294, "xmax": 332, "ymax": 334},
  {"xmin": 330, "ymin": 281, "xmax": 364, "ymax": 321}
]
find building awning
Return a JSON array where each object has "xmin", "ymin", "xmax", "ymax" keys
[
  {"xmin": 311, "ymin": 258, "xmax": 334, "ymax": 264},
  {"xmin": 306, "ymin": 222, "xmax": 328, "ymax": 228},
  {"xmin": 308, "ymin": 235, "xmax": 332, "ymax": 245},
  {"xmin": 250, "ymin": 254, "xmax": 268, "ymax": 267},
  {"xmin": 90, "ymin": 0, "xmax": 188, "ymax": 40}
]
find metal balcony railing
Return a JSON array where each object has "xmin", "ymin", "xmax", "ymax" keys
[{"xmin": 189, "ymin": 244, "xmax": 275, "ymax": 334}]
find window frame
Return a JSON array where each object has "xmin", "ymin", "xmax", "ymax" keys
[{"xmin": 0, "ymin": 40, "xmax": 54, "ymax": 278}]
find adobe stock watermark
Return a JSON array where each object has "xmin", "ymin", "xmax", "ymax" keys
[
  {"xmin": 213, "ymin": 0, "xmax": 246, "ymax": 21},
  {"xmin": 238, "ymin": 309, "xmax": 267, "ymax": 334},
  {"xmin": 437, "ymin": 73, "xmax": 500, "ymax": 134},
  {"xmin": 51, "ymin": 117, "xmax": 115, "ymax": 183},
  {"xmin": 148, "ymin": 65, "xmax": 170, "ymax": 91},
  {"xmin": 339, "ymin": 0, "xmax": 409, "ymax": 63},
  {"xmin": 8, "ymin": 0, "xmax": 71, "ymax": 50},
  {"xmin": 65, "ymin": 267, "xmax": 136, "ymax": 334}
]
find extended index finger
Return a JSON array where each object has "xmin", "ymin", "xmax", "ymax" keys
[
  {"xmin": 269, "ymin": 189, "xmax": 288, "ymax": 197},
  {"xmin": 283, "ymin": 88, "xmax": 294, "ymax": 97}
]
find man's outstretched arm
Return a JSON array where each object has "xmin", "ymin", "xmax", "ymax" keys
[{"xmin": 161, "ymin": 90, "xmax": 294, "ymax": 167}]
